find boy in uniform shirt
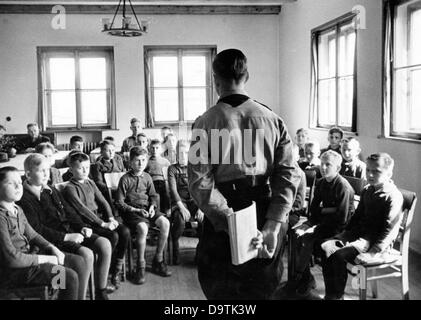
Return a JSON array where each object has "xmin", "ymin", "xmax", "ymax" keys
[
  {"xmin": 320, "ymin": 127, "xmax": 344, "ymax": 156},
  {"xmin": 340, "ymin": 137, "xmax": 366, "ymax": 180}
]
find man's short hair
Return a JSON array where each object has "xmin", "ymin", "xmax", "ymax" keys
[
  {"xmin": 70, "ymin": 135, "xmax": 83, "ymax": 145},
  {"xmin": 27, "ymin": 123, "xmax": 38, "ymax": 129},
  {"xmin": 320, "ymin": 150, "xmax": 343, "ymax": 167},
  {"xmin": 130, "ymin": 118, "xmax": 141, "ymax": 125},
  {"xmin": 150, "ymin": 139, "xmax": 161, "ymax": 147},
  {"xmin": 24, "ymin": 153, "xmax": 48, "ymax": 172},
  {"xmin": 68, "ymin": 152, "xmax": 90, "ymax": 166},
  {"xmin": 129, "ymin": 146, "xmax": 148, "ymax": 160},
  {"xmin": 366, "ymin": 153, "xmax": 395, "ymax": 172},
  {"xmin": 161, "ymin": 126, "xmax": 172, "ymax": 132},
  {"xmin": 0, "ymin": 166, "xmax": 19, "ymax": 183},
  {"xmin": 328, "ymin": 127, "xmax": 344, "ymax": 139},
  {"xmin": 35, "ymin": 142, "xmax": 55, "ymax": 154},
  {"xmin": 99, "ymin": 140, "xmax": 115, "ymax": 151},
  {"xmin": 104, "ymin": 136, "xmax": 115, "ymax": 142}
]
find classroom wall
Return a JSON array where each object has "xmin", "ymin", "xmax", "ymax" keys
[
  {"xmin": 0, "ymin": 12, "xmax": 280, "ymax": 145},
  {"xmin": 278, "ymin": 0, "xmax": 421, "ymax": 253}
]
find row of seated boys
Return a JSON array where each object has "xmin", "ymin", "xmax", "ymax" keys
[
  {"xmin": 295, "ymin": 127, "xmax": 366, "ymax": 181},
  {"xmin": 285, "ymin": 147, "xmax": 403, "ymax": 300},
  {"xmin": 0, "ymin": 138, "xmax": 201, "ymax": 300}
]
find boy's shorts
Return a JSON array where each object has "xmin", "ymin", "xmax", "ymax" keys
[
  {"xmin": 122, "ymin": 209, "xmax": 164, "ymax": 233},
  {"xmin": 0, "ymin": 263, "xmax": 58, "ymax": 289}
]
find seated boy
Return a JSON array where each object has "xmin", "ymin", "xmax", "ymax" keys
[
  {"xmin": 320, "ymin": 153, "xmax": 403, "ymax": 300},
  {"xmin": 18, "ymin": 123, "xmax": 50, "ymax": 154},
  {"xmin": 91, "ymin": 140, "xmax": 125, "ymax": 204},
  {"xmin": 163, "ymin": 133, "xmax": 177, "ymax": 165},
  {"xmin": 136, "ymin": 133, "xmax": 149, "ymax": 151},
  {"xmin": 63, "ymin": 152, "xmax": 130, "ymax": 290},
  {"xmin": 168, "ymin": 140, "xmax": 204, "ymax": 264},
  {"xmin": 0, "ymin": 166, "xmax": 79, "ymax": 300},
  {"xmin": 295, "ymin": 128, "xmax": 309, "ymax": 162},
  {"xmin": 320, "ymin": 127, "xmax": 343, "ymax": 155},
  {"xmin": 62, "ymin": 149, "xmax": 81, "ymax": 182},
  {"xmin": 145, "ymin": 139, "xmax": 171, "ymax": 216},
  {"xmin": 35, "ymin": 142, "xmax": 63, "ymax": 186},
  {"xmin": 287, "ymin": 150, "xmax": 354, "ymax": 297},
  {"xmin": 18, "ymin": 154, "xmax": 113, "ymax": 300},
  {"xmin": 340, "ymin": 137, "xmax": 366, "ymax": 180},
  {"xmin": 60, "ymin": 135, "xmax": 84, "ymax": 169},
  {"xmin": 299, "ymin": 141, "xmax": 322, "ymax": 179},
  {"xmin": 116, "ymin": 146, "xmax": 171, "ymax": 285}
]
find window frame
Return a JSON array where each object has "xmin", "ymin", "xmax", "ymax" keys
[
  {"xmin": 144, "ymin": 45, "xmax": 217, "ymax": 127},
  {"xmin": 37, "ymin": 46, "xmax": 116, "ymax": 132},
  {"xmin": 310, "ymin": 12, "xmax": 358, "ymax": 133},
  {"xmin": 386, "ymin": 0, "xmax": 421, "ymax": 141}
]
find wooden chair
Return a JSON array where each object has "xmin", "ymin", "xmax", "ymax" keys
[{"xmin": 346, "ymin": 189, "xmax": 417, "ymax": 300}]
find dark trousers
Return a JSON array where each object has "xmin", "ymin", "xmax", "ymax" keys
[
  {"xmin": 171, "ymin": 199, "xmax": 203, "ymax": 255},
  {"xmin": 93, "ymin": 224, "xmax": 130, "ymax": 273},
  {"xmin": 153, "ymin": 180, "xmax": 170, "ymax": 212},
  {"xmin": 197, "ymin": 183, "xmax": 287, "ymax": 300},
  {"xmin": 321, "ymin": 246, "xmax": 359, "ymax": 298}
]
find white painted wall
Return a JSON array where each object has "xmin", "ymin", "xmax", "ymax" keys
[
  {"xmin": 279, "ymin": 0, "xmax": 421, "ymax": 253},
  {"xmin": 0, "ymin": 12, "xmax": 280, "ymax": 144}
]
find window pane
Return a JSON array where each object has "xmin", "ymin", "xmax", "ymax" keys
[
  {"xmin": 394, "ymin": 69, "xmax": 410, "ymax": 132},
  {"xmin": 50, "ymin": 91, "xmax": 76, "ymax": 126},
  {"xmin": 152, "ymin": 56, "xmax": 178, "ymax": 87},
  {"xmin": 318, "ymin": 79, "xmax": 336, "ymax": 125},
  {"xmin": 183, "ymin": 88, "xmax": 207, "ymax": 121},
  {"xmin": 81, "ymin": 90, "xmax": 108, "ymax": 125},
  {"xmin": 339, "ymin": 24, "xmax": 356, "ymax": 76},
  {"xmin": 410, "ymin": 69, "xmax": 421, "ymax": 130},
  {"xmin": 153, "ymin": 89, "xmax": 179, "ymax": 122},
  {"xmin": 182, "ymin": 56, "xmax": 206, "ymax": 87},
  {"xmin": 338, "ymin": 77, "xmax": 354, "ymax": 127},
  {"xmin": 80, "ymin": 58, "xmax": 107, "ymax": 89},
  {"xmin": 49, "ymin": 58, "xmax": 75, "ymax": 89},
  {"xmin": 410, "ymin": 9, "xmax": 421, "ymax": 65},
  {"xmin": 318, "ymin": 29, "xmax": 336, "ymax": 79}
]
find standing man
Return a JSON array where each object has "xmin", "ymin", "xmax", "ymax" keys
[
  {"xmin": 121, "ymin": 118, "xmax": 143, "ymax": 154},
  {"xmin": 188, "ymin": 49, "xmax": 300, "ymax": 300}
]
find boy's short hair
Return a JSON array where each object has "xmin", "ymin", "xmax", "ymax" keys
[
  {"xmin": 296, "ymin": 128, "xmax": 308, "ymax": 135},
  {"xmin": 366, "ymin": 153, "xmax": 394, "ymax": 172},
  {"xmin": 130, "ymin": 118, "xmax": 141, "ymax": 125},
  {"xmin": 320, "ymin": 150, "xmax": 343, "ymax": 167},
  {"xmin": 341, "ymin": 137, "xmax": 360, "ymax": 149},
  {"xmin": 137, "ymin": 133, "xmax": 147, "ymax": 139},
  {"xmin": 150, "ymin": 139, "xmax": 161, "ymax": 147},
  {"xmin": 328, "ymin": 127, "xmax": 344, "ymax": 139},
  {"xmin": 35, "ymin": 142, "xmax": 55, "ymax": 154},
  {"xmin": 305, "ymin": 141, "xmax": 320, "ymax": 151},
  {"xmin": 24, "ymin": 153, "xmax": 48, "ymax": 172},
  {"xmin": 104, "ymin": 136, "xmax": 115, "ymax": 142},
  {"xmin": 161, "ymin": 126, "xmax": 172, "ymax": 132},
  {"xmin": 26, "ymin": 123, "xmax": 38, "ymax": 129},
  {"xmin": 70, "ymin": 135, "xmax": 83, "ymax": 145},
  {"xmin": 0, "ymin": 166, "xmax": 19, "ymax": 183},
  {"xmin": 99, "ymin": 140, "xmax": 115, "ymax": 151},
  {"xmin": 68, "ymin": 152, "xmax": 90, "ymax": 167},
  {"xmin": 129, "ymin": 146, "xmax": 149, "ymax": 160}
]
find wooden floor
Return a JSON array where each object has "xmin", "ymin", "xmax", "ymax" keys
[{"xmin": 109, "ymin": 237, "xmax": 421, "ymax": 300}]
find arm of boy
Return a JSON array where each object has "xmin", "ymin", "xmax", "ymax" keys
[
  {"xmin": 177, "ymin": 201, "xmax": 191, "ymax": 221},
  {"xmin": 92, "ymin": 181, "xmax": 114, "ymax": 220},
  {"xmin": 47, "ymin": 244, "xmax": 65, "ymax": 265}
]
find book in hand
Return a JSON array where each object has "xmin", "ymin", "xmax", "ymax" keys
[{"xmin": 227, "ymin": 201, "xmax": 259, "ymax": 266}]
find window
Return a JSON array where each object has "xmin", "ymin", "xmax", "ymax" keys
[
  {"xmin": 310, "ymin": 13, "xmax": 357, "ymax": 132},
  {"xmin": 144, "ymin": 46, "xmax": 216, "ymax": 127},
  {"xmin": 385, "ymin": 0, "xmax": 421, "ymax": 140},
  {"xmin": 38, "ymin": 47, "xmax": 115, "ymax": 130}
]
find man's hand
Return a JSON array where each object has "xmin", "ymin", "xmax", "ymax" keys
[
  {"xmin": 196, "ymin": 209, "xmax": 204, "ymax": 223},
  {"xmin": 251, "ymin": 230, "xmax": 263, "ymax": 250},
  {"xmin": 148, "ymin": 205, "xmax": 155, "ymax": 219},
  {"xmin": 177, "ymin": 201, "xmax": 191, "ymax": 222},
  {"xmin": 64, "ymin": 233, "xmax": 84, "ymax": 244},
  {"xmin": 259, "ymin": 220, "xmax": 282, "ymax": 259},
  {"xmin": 81, "ymin": 227, "xmax": 93, "ymax": 238}
]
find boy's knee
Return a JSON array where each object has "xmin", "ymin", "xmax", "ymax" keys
[
  {"xmin": 95, "ymin": 236, "xmax": 112, "ymax": 255},
  {"xmin": 78, "ymin": 247, "xmax": 94, "ymax": 267},
  {"xmin": 119, "ymin": 225, "xmax": 131, "ymax": 241},
  {"xmin": 157, "ymin": 216, "xmax": 170, "ymax": 232},
  {"xmin": 136, "ymin": 222, "xmax": 148, "ymax": 237}
]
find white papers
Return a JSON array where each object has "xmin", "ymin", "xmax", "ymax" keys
[{"xmin": 227, "ymin": 201, "xmax": 258, "ymax": 266}]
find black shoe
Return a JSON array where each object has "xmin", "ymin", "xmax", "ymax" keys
[
  {"xmin": 106, "ymin": 282, "xmax": 116, "ymax": 294},
  {"xmin": 296, "ymin": 273, "xmax": 317, "ymax": 297},
  {"xmin": 152, "ymin": 257, "xmax": 172, "ymax": 277},
  {"xmin": 95, "ymin": 289, "xmax": 109, "ymax": 300},
  {"xmin": 111, "ymin": 273, "xmax": 121, "ymax": 290},
  {"xmin": 133, "ymin": 267, "xmax": 146, "ymax": 285}
]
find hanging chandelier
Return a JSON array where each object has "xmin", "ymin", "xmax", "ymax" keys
[{"xmin": 101, "ymin": 0, "xmax": 149, "ymax": 37}]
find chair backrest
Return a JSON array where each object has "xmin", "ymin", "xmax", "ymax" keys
[
  {"xmin": 54, "ymin": 181, "xmax": 69, "ymax": 192},
  {"xmin": 104, "ymin": 172, "xmax": 126, "ymax": 191},
  {"xmin": 343, "ymin": 175, "xmax": 367, "ymax": 196},
  {"xmin": 397, "ymin": 189, "xmax": 417, "ymax": 255}
]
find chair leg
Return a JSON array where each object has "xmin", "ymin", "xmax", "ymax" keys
[
  {"xmin": 358, "ymin": 266, "xmax": 367, "ymax": 300},
  {"xmin": 402, "ymin": 266, "xmax": 410, "ymax": 300},
  {"xmin": 88, "ymin": 270, "xmax": 95, "ymax": 300}
]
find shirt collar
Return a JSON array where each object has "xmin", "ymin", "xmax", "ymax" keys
[
  {"xmin": 23, "ymin": 180, "xmax": 52, "ymax": 200},
  {"xmin": 0, "ymin": 203, "xmax": 19, "ymax": 217},
  {"xmin": 129, "ymin": 169, "xmax": 144, "ymax": 177}
]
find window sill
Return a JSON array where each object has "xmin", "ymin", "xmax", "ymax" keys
[
  {"xmin": 45, "ymin": 128, "xmax": 118, "ymax": 133},
  {"xmin": 309, "ymin": 126, "xmax": 358, "ymax": 137},
  {"xmin": 378, "ymin": 135, "xmax": 421, "ymax": 145}
]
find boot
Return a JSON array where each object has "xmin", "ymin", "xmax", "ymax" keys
[
  {"xmin": 152, "ymin": 256, "xmax": 172, "ymax": 277},
  {"xmin": 110, "ymin": 258, "xmax": 124, "ymax": 290},
  {"xmin": 95, "ymin": 288, "xmax": 109, "ymax": 300}
]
